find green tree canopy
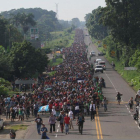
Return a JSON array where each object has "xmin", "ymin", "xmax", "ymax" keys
[{"xmin": 8, "ymin": 41, "xmax": 49, "ymax": 78}]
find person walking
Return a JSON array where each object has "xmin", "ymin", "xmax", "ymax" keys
[
  {"xmin": 5, "ymin": 103, "xmax": 11, "ymax": 119},
  {"xmin": 68, "ymin": 109, "xmax": 74, "ymax": 129},
  {"xmin": 89, "ymin": 101, "xmax": 96, "ymax": 121},
  {"xmin": 77, "ymin": 112, "xmax": 85, "ymax": 134},
  {"xmin": 48, "ymin": 113, "xmax": 56, "ymax": 133},
  {"xmin": 64, "ymin": 113, "xmax": 70, "ymax": 135},
  {"xmin": 58, "ymin": 111, "xmax": 65, "ymax": 133},
  {"xmin": 34, "ymin": 102, "xmax": 39, "ymax": 117},
  {"xmin": 129, "ymin": 97, "xmax": 134, "ymax": 112},
  {"xmin": 35, "ymin": 115, "xmax": 43, "ymax": 135}
]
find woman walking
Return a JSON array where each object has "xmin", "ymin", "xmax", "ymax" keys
[{"xmin": 49, "ymin": 113, "xmax": 56, "ymax": 133}]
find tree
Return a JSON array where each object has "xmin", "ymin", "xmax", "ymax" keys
[
  {"xmin": 100, "ymin": 0, "xmax": 140, "ymax": 47},
  {"xmin": 71, "ymin": 18, "xmax": 81, "ymax": 27},
  {"xmin": 10, "ymin": 13, "xmax": 36, "ymax": 39},
  {"xmin": 19, "ymin": 13, "xmax": 36, "ymax": 39},
  {"xmin": 86, "ymin": 7, "xmax": 108, "ymax": 40},
  {"xmin": 8, "ymin": 41, "xmax": 49, "ymax": 78}
]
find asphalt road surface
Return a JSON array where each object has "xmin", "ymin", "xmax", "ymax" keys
[{"xmin": 25, "ymin": 29, "xmax": 140, "ymax": 140}]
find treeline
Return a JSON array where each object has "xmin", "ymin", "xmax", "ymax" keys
[
  {"xmin": 1, "ymin": 8, "xmax": 63, "ymax": 41},
  {"xmin": 85, "ymin": 0, "xmax": 140, "ymax": 68}
]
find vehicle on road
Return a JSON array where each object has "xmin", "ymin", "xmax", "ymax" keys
[
  {"xmin": 98, "ymin": 61, "xmax": 106, "ymax": 70},
  {"xmin": 0, "ymin": 119, "xmax": 4, "ymax": 130},
  {"xmin": 98, "ymin": 52, "xmax": 104, "ymax": 56},
  {"xmin": 94, "ymin": 58, "xmax": 102, "ymax": 65},
  {"xmin": 90, "ymin": 51, "xmax": 96, "ymax": 57},
  {"xmin": 94, "ymin": 65, "xmax": 103, "ymax": 73}
]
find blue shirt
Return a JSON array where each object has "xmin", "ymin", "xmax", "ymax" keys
[{"xmin": 41, "ymin": 127, "xmax": 47, "ymax": 136}]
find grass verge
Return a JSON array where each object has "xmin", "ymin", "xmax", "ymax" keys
[
  {"xmin": 7, "ymin": 125, "xmax": 28, "ymax": 131},
  {"xmin": 48, "ymin": 58, "xmax": 63, "ymax": 67}
]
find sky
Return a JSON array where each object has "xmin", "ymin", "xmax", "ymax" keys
[{"xmin": 0, "ymin": 0, "xmax": 106, "ymax": 21}]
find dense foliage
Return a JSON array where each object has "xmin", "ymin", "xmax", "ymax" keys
[
  {"xmin": 1, "ymin": 8, "xmax": 62, "ymax": 41},
  {"xmin": 85, "ymin": 7, "xmax": 108, "ymax": 40},
  {"xmin": 8, "ymin": 41, "xmax": 49, "ymax": 78},
  {"xmin": 86, "ymin": 0, "xmax": 140, "ymax": 67}
]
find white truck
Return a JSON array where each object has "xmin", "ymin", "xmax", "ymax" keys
[
  {"xmin": 0, "ymin": 118, "xmax": 4, "ymax": 130},
  {"xmin": 94, "ymin": 65, "xmax": 104, "ymax": 73}
]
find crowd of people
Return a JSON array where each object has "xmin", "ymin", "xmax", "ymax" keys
[{"xmin": 0, "ymin": 29, "xmax": 108, "ymax": 138}]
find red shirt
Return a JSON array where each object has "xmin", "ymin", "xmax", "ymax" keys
[
  {"xmin": 49, "ymin": 104, "xmax": 53, "ymax": 109},
  {"xmin": 64, "ymin": 116, "xmax": 70, "ymax": 124}
]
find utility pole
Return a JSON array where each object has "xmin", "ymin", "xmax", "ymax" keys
[{"xmin": 55, "ymin": 3, "xmax": 59, "ymax": 20}]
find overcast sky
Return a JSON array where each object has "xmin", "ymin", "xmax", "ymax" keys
[{"xmin": 0, "ymin": 0, "xmax": 106, "ymax": 21}]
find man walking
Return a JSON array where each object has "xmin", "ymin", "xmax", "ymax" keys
[
  {"xmin": 64, "ymin": 113, "xmax": 70, "ymax": 135},
  {"xmin": 68, "ymin": 109, "xmax": 74, "ymax": 129},
  {"xmin": 90, "ymin": 101, "xmax": 96, "ymax": 121},
  {"xmin": 35, "ymin": 115, "xmax": 43, "ymax": 135}
]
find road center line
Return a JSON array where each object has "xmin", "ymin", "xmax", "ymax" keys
[
  {"xmin": 97, "ymin": 110, "xmax": 103, "ymax": 139},
  {"xmin": 95, "ymin": 115, "xmax": 100, "ymax": 139}
]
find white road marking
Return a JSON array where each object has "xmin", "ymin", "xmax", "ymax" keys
[
  {"xmin": 129, "ymin": 111, "xmax": 131, "ymax": 113},
  {"xmin": 55, "ymin": 134, "xmax": 57, "ymax": 138},
  {"xmin": 138, "ymin": 126, "xmax": 140, "ymax": 129},
  {"xmin": 125, "ymin": 105, "xmax": 127, "ymax": 107},
  {"xmin": 131, "ymin": 115, "xmax": 133, "ymax": 117},
  {"xmin": 135, "ymin": 121, "xmax": 138, "ymax": 124},
  {"xmin": 58, "ymin": 124, "xmax": 60, "ymax": 127},
  {"xmin": 127, "ymin": 108, "xmax": 129, "ymax": 110},
  {"xmin": 104, "ymin": 71, "xmax": 118, "ymax": 92},
  {"xmin": 57, "ymin": 129, "xmax": 59, "ymax": 132}
]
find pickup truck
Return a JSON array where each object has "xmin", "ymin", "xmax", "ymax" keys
[
  {"xmin": 94, "ymin": 65, "xmax": 103, "ymax": 73},
  {"xmin": 0, "ymin": 118, "xmax": 4, "ymax": 130}
]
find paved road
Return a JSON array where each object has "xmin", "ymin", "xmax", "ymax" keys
[
  {"xmin": 24, "ymin": 29, "xmax": 140, "ymax": 140},
  {"xmin": 84, "ymin": 29, "xmax": 140, "ymax": 139}
]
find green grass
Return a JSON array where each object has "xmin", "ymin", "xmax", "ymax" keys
[
  {"xmin": 49, "ymin": 58, "xmax": 63, "ymax": 66},
  {"xmin": 92, "ymin": 37, "xmax": 140, "ymax": 91},
  {"xmin": 7, "ymin": 125, "xmax": 28, "ymax": 131},
  {"xmin": 48, "ymin": 71, "xmax": 56, "ymax": 76},
  {"xmin": 44, "ymin": 30, "xmax": 75, "ymax": 50}
]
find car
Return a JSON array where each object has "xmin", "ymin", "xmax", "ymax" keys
[
  {"xmin": 94, "ymin": 58, "xmax": 102, "ymax": 65},
  {"xmin": 90, "ymin": 51, "xmax": 96, "ymax": 57},
  {"xmin": 94, "ymin": 65, "xmax": 103, "ymax": 73},
  {"xmin": 98, "ymin": 61, "xmax": 106, "ymax": 70},
  {"xmin": 98, "ymin": 45, "xmax": 101, "ymax": 47},
  {"xmin": 0, "ymin": 119, "xmax": 4, "ymax": 130},
  {"xmin": 98, "ymin": 52, "xmax": 104, "ymax": 56}
]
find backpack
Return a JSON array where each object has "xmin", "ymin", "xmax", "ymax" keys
[{"xmin": 78, "ymin": 116, "xmax": 84, "ymax": 122}]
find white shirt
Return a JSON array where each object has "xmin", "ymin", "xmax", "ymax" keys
[
  {"xmin": 52, "ymin": 109, "xmax": 56, "ymax": 116},
  {"xmin": 68, "ymin": 111, "xmax": 73, "ymax": 119},
  {"xmin": 90, "ymin": 104, "xmax": 95, "ymax": 111}
]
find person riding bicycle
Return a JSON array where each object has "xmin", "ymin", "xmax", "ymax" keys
[
  {"xmin": 116, "ymin": 92, "xmax": 123, "ymax": 105},
  {"xmin": 77, "ymin": 112, "xmax": 85, "ymax": 134}
]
